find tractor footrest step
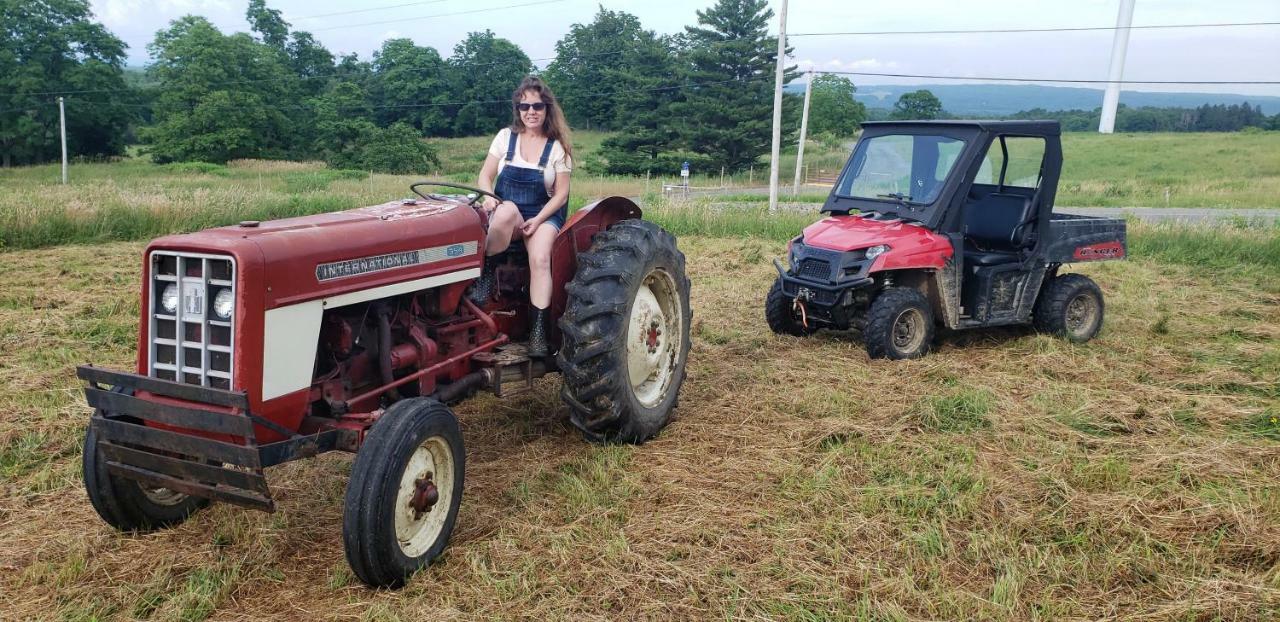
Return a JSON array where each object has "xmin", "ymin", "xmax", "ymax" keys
[{"xmin": 474, "ymin": 344, "xmax": 543, "ymax": 397}]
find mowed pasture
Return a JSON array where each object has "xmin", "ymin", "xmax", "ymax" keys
[
  {"xmin": 1, "ymin": 221, "xmax": 1278, "ymax": 619},
  {"xmin": 1, "ymin": 131, "xmax": 1278, "ymax": 251}
]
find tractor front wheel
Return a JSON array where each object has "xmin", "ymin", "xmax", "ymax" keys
[
  {"xmin": 863, "ymin": 287, "xmax": 935, "ymax": 360},
  {"xmin": 343, "ymin": 398, "xmax": 464, "ymax": 588},
  {"xmin": 559, "ymin": 219, "xmax": 692, "ymax": 444},
  {"xmin": 1033, "ymin": 273, "xmax": 1104, "ymax": 343},
  {"xmin": 765, "ymin": 278, "xmax": 815, "ymax": 336},
  {"xmin": 83, "ymin": 388, "xmax": 208, "ymax": 532}
]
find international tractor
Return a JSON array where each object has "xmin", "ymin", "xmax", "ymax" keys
[
  {"xmin": 76, "ymin": 182, "xmax": 691, "ymax": 588},
  {"xmin": 769, "ymin": 120, "xmax": 1127, "ymax": 358}
]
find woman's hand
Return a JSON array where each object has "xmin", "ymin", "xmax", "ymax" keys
[
  {"xmin": 480, "ymin": 196, "xmax": 499, "ymax": 213},
  {"xmin": 519, "ymin": 216, "xmax": 543, "ymax": 237}
]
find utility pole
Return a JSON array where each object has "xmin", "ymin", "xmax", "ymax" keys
[
  {"xmin": 59, "ymin": 96, "xmax": 68, "ymax": 184},
  {"xmin": 1099, "ymin": 0, "xmax": 1137, "ymax": 133},
  {"xmin": 768, "ymin": 0, "xmax": 789, "ymax": 212},
  {"xmin": 793, "ymin": 70, "xmax": 813, "ymax": 195}
]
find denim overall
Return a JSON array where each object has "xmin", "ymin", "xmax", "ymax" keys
[{"xmin": 495, "ymin": 132, "xmax": 564, "ymax": 230}]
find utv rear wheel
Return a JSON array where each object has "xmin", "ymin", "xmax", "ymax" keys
[
  {"xmin": 343, "ymin": 398, "xmax": 464, "ymax": 589},
  {"xmin": 1034, "ymin": 274, "xmax": 1104, "ymax": 343},
  {"xmin": 765, "ymin": 278, "xmax": 814, "ymax": 336},
  {"xmin": 864, "ymin": 287, "xmax": 934, "ymax": 360},
  {"xmin": 83, "ymin": 416, "xmax": 208, "ymax": 532},
  {"xmin": 559, "ymin": 219, "xmax": 692, "ymax": 444}
]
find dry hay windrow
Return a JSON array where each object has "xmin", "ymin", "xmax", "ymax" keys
[{"xmin": 0, "ymin": 238, "xmax": 1277, "ymax": 621}]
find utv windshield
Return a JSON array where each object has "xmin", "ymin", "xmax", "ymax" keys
[{"xmin": 835, "ymin": 134, "xmax": 966, "ymax": 205}]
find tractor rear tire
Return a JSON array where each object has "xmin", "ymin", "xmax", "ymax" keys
[
  {"xmin": 558, "ymin": 219, "xmax": 692, "ymax": 444},
  {"xmin": 1033, "ymin": 273, "xmax": 1104, "ymax": 343},
  {"xmin": 343, "ymin": 398, "xmax": 464, "ymax": 589},
  {"xmin": 863, "ymin": 287, "xmax": 935, "ymax": 360},
  {"xmin": 83, "ymin": 389, "xmax": 209, "ymax": 532},
  {"xmin": 765, "ymin": 277, "xmax": 815, "ymax": 336}
]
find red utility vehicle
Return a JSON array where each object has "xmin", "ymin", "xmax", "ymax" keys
[
  {"xmin": 77, "ymin": 183, "xmax": 691, "ymax": 587},
  {"xmin": 768, "ymin": 121, "xmax": 1127, "ymax": 358}
]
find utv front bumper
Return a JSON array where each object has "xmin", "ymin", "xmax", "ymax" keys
[
  {"xmin": 78, "ymin": 366, "xmax": 340, "ymax": 511},
  {"xmin": 776, "ymin": 242, "xmax": 874, "ymax": 305}
]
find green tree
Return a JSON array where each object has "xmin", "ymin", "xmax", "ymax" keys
[
  {"xmin": 0, "ymin": 0, "xmax": 133, "ymax": 167},
  {"xmin": 446, "ymin": 31, "xmax": 532, "ymax": 136},
  {"xmin": 246, "ymin": 0, "xmax": 289, "ymax": 49},
  {"xmin": 368, "ymin": 39, "xmax": 450, "ymax": 135},
  {"xmin": 544, "ymin": 7, "xmax": 649, "ymax": 130},
  {"xmin": 891, "ymin": 89, "xmax": 943, "ymax": 120},
  {"xmin": 806, "ymin": 74, "xmax": 866, "ymax": 136},
  {"xmin": 672, "ymin": 0, "xmax": 797, "ymax": 172},
  {"xmin": 597, "ymin": 33, "xmax": 686, "ymax": 174},
  {"xmin": 311, "ymin": 83, "xmax": 438, "ymax": 173},
  {"xmin": 143, "ymin": 16, "xmax": 297, "ymax": 163},
  {"xmin": 287, "ymin": 31, "xmax": 335, "ymax": 96}
]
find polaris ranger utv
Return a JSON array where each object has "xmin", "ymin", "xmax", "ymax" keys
[{"xmin": 768, "ymin": 120, "xmax": 1126, "ymax": 359}]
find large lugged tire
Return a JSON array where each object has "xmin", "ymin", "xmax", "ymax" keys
[
  {"xmin": 1033, "ymin": 273, "xmax": 1104, "ymax": 343},
  {"xmin": 863, "ymin": 287, "xmax": 935, "ymax": 360},
  {"xmin": 343, "ymin": 398, "xmax": 464, "ymax": 588},
  {"xmin": 558, "ymin": 219, "xmax": 692, "ymax": 444},
  {"xmin": 765, "ymin": 277, "xmax": 815, "ymax": 336},
  {"xmin": 83, "ymin": 389, "xmax": 208, "ymax": 532}
]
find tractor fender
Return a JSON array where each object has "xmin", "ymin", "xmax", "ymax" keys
[{"xmin": 550, "ymin": 197, "xmax": 644, "ymax": 321}]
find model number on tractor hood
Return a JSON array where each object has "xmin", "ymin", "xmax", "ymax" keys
[{"xmin": 316, "ymin": 242, "xmax": 478, "ymax": 281}]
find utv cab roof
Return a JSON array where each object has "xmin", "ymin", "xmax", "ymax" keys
[{"xmin": 860, "ymin": 120, "xmax": 1061, "ymax": 136}]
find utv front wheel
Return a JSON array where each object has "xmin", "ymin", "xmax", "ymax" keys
[
  {"xmin": 343, "ymin": 398, "xmax": 464, "ymax": 588},
  {"xmin": 559, "ymin": 219, "xmax": 692, "ymax": 444},
  {"xmin": 83, "ymin": 390, "xmax": 208, "ymax": 532},
  {"xmin": 765, "ymin": 278, "xmax": 814, "ymax": 336},
  {"xmin": 1034, "ymin": 274, "xmax": 1104, "ymax": 343},
  {"xmin": 864, "ymin": 287, "xmax": 935, "ymax": 360}
]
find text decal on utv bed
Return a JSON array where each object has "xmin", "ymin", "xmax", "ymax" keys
[
  {"xmin": 79, "ymin": 182, "xmax": 692, "ymax": 588},
  {"xmin": 767, "ymin": 120, "xmax": 1127, "ymax": 359}
]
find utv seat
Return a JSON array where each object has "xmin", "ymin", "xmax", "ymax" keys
[{"xmin": 962, "ymin": 191, "xmax": 1035, "ymax": 266}]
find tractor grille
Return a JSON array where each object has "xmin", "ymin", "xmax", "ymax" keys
[
  {"xmin": 148, "ymin": 252, "xmax": 236, "ymax": 390},
  {"xmin": 797, "ymin": 259, "xmax": 831, "ymax": 281}
]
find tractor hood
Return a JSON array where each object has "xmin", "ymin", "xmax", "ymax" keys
[
  {"xmin": 802, "ymin": 214, "xmax": 953, "ymax": 270},
  {"xmin": 146, "ymin": 198, "xmax": 485, "ymax": 309}
]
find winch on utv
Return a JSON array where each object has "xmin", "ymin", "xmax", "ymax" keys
[
  {"xmin": 76, "ymin": 182, "xmax": 691, "ymax": 588},
  {"xmin": 768, "ymin": 121, "xmax": 1126, "ymax": 359}
]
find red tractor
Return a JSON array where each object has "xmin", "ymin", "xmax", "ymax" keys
[
  {"xmin": 769, "ymin": 121, "xmax": 1126, "ymax": 358},
  {"xmin": 76, "ymin": 182, "xmax": 691, "ymax": 587}
]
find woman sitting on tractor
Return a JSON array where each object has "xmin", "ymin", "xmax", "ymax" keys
[{"xmin": 470, "ymin": 76, "xmax": 573, "ymax": 358}]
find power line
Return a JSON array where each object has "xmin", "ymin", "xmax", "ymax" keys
[
  {"xmin": 309, "ymin": 0, "xmax": 570, "ymax": 32},
  {"xmin": 790, "ymin": 21, "xmax": 1280, "ymax": 37},
  {"xmin": 816, "ymin": 70, "xmax": 1280, "ymax": 85},
  {"xmin": 289, "ymin": 0, "xmax": 453, "ymax": 21}
]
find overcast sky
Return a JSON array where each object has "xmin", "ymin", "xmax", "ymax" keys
[{"xmin": 91, "ymin": 0, "xmax": 1280, "ymax": 97}]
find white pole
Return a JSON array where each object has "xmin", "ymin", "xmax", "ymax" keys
[
  {"xmin": 793, "ymin": 70, "xmax": 813, "ymax": 195},
  {"xmin": 768, "ymin": 0, "xmax": 789, "ymax": 212},
  {"xmin": 1098, "ymin": 0, "xmax": 1136, "ymax": 134},
  {"xmin": 59, "ymin": 97, "xmax": 68, "ymax": 184}
]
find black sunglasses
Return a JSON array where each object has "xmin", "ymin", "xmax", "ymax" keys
[{"xmin": 516, "ymin": 102, "xmax": 548, "ymax": 112}]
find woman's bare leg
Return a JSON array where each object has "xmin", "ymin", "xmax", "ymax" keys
[
  {"xmin": 485, "ymin": 202, "xmax": 523, "ymax": 256},
  {"xmin": 525, "ymin": 222, "xmax": 558, "ymax": 308}
]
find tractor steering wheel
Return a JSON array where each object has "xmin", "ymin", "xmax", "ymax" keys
[{"xmin": 409, "ymin": 181, "xmax": 503, "ymax": 208}]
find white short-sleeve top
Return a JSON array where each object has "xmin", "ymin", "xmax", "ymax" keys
[{"xmin": 487, "ymin": 128, "xmax": 573, "ymax": 197}]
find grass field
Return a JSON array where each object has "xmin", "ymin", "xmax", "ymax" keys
[
  {"xmin": 0, "ymin": 217, "xmax": 1277, "ymax": 619},
  {"xmin": 1, "ymin": 131, "xmax": 1276, "ymax": 250}
]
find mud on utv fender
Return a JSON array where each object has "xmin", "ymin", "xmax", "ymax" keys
[{"xmin": 557, "ymin": 219, "xmax": 692, "ymax": 444}]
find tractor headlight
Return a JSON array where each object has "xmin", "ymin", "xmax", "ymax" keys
[
  {"xmin": 865, "ymin": 244, "xmax": 891, "ymax": 260},
  {"xmin": 212, "ymin": 287, "xmax": 234, "ymax": 320},
  {"xmin": 160, "ymin": 283, "xmax": 179, "ymax": 314}
]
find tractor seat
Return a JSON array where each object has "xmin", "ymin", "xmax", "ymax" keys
[{"xmin": 961, "ymin": 191, "xmax": 1034, "ymax": 267}]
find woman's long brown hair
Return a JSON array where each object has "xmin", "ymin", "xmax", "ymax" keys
[{"xmin": 509, "ymin": 76, "xmax": 573, "ymax": 158}]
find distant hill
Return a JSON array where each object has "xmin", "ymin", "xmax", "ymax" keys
[{"xmin": 788, "ymin": 83, "xmax": 1280, "ymax": 116}]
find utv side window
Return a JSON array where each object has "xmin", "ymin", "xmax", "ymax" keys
[{"xmin": 976, "ymin": 136, "xmax": 1046, "ymax": 189}]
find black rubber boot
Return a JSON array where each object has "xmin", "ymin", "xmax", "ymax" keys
[
  {"xmin": 468, "ymin": 256, "xmax": 497, "ymax": 304},
  {"xmin": 528, "ymin": 305, "xmax": 549, "ymax": 358}
]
